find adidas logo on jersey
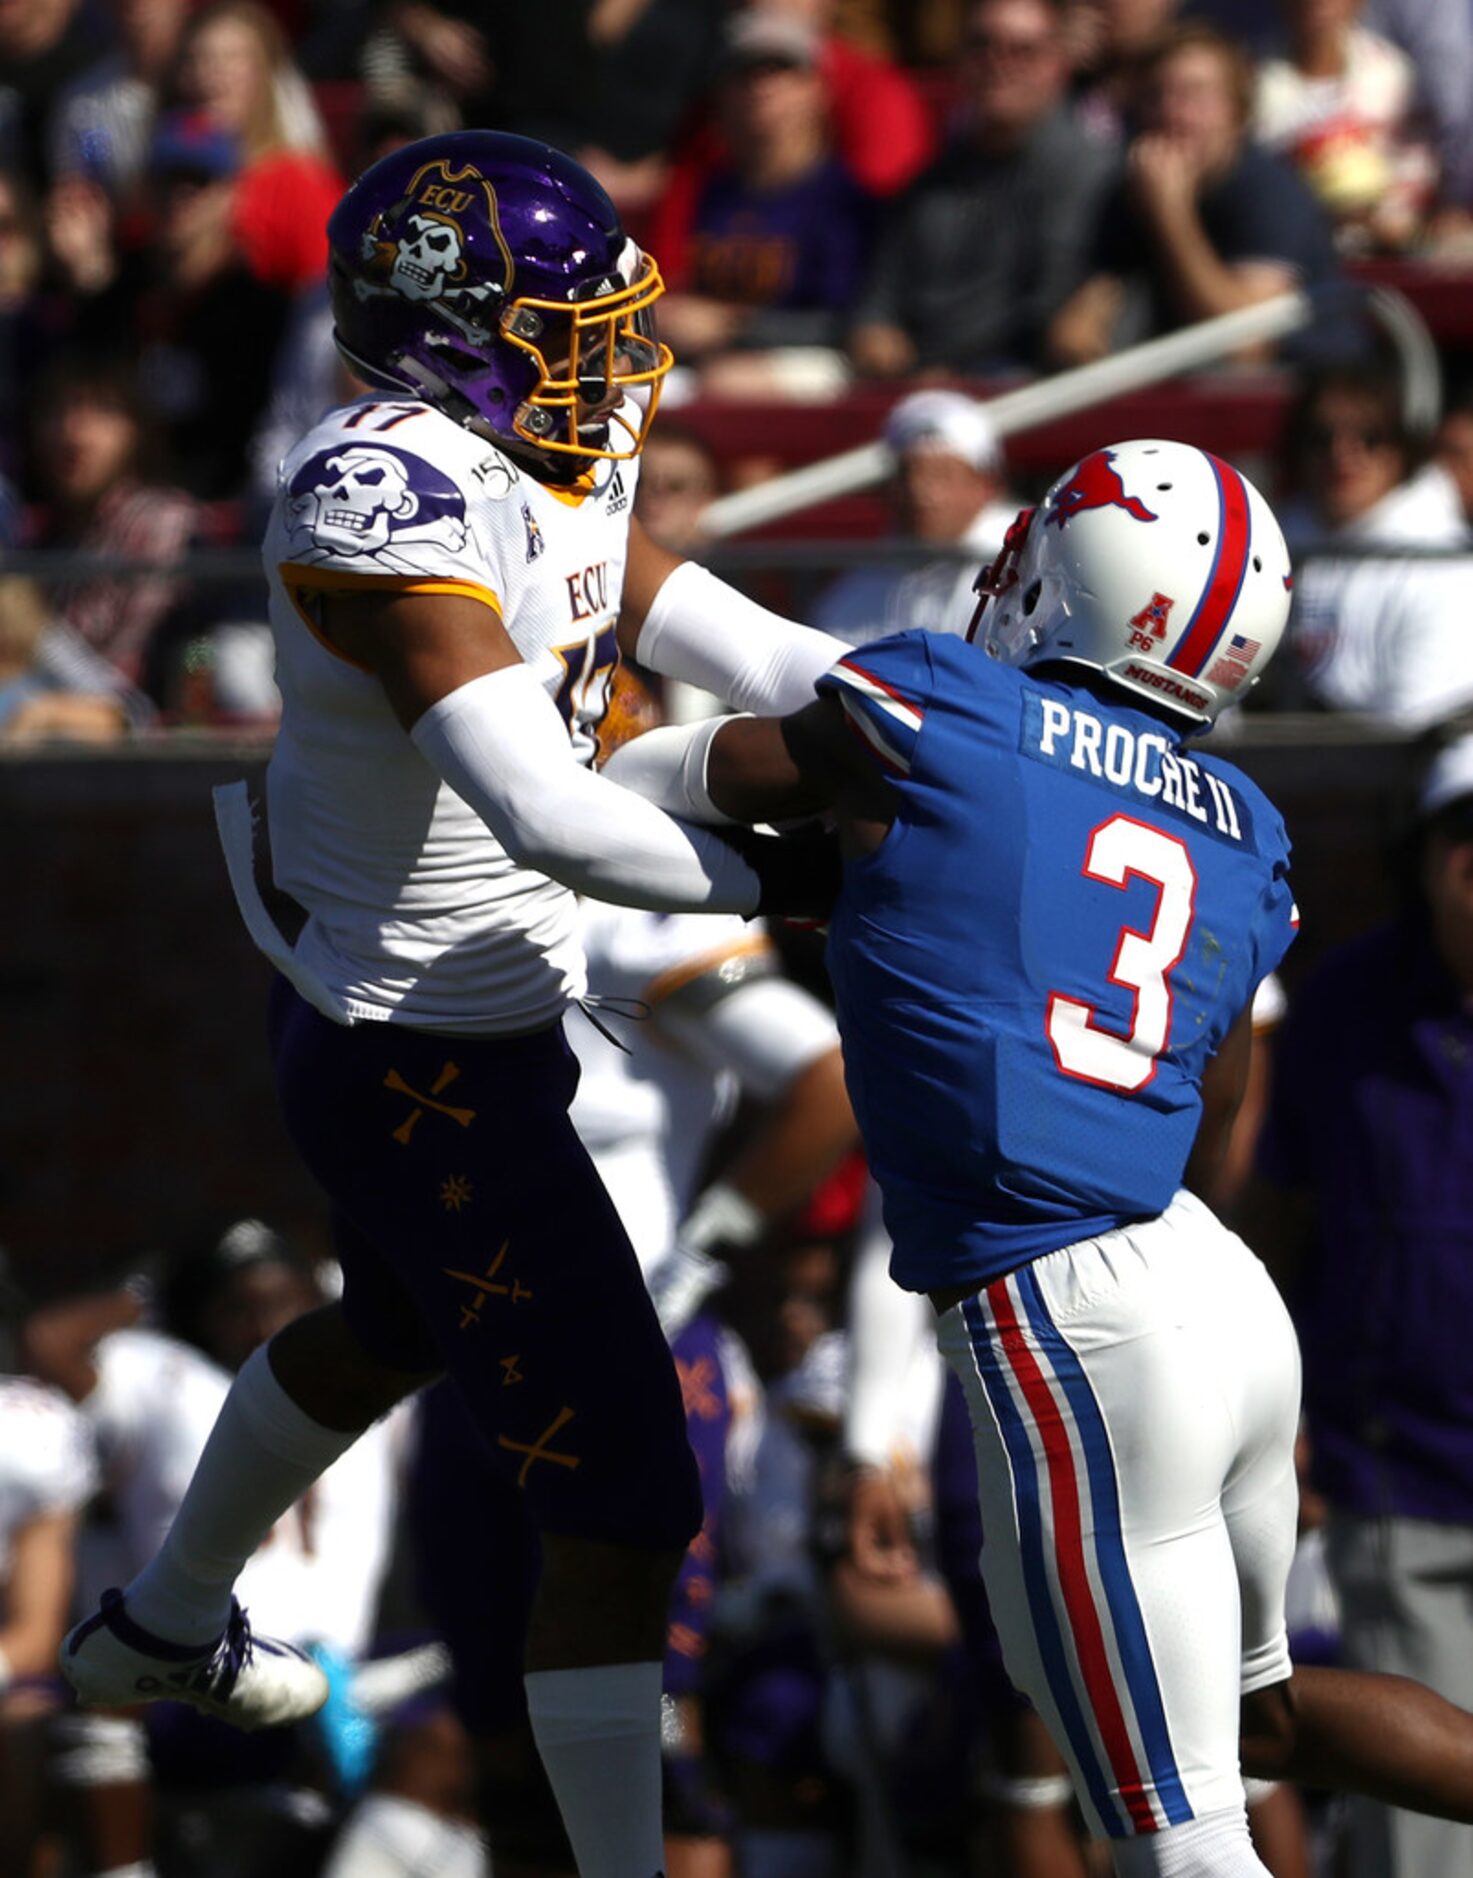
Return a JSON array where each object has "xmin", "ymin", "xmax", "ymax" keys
[{"xmin": 605, "ymin": 468, "xmax": 629, "ymax": 516}]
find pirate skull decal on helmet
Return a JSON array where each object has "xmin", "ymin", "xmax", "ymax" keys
[{"xmin": 389, "ymin": 213, "xmax": 468, "ymax": 303}]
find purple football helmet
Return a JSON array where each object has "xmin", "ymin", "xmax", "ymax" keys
[{"xmin": 328, "ymin": 131, "xmax": 671, "ymax": 462}]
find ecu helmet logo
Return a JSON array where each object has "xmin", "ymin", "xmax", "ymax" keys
[{"xmin": 354, "ymin": 158, "xmax": 512, "ymax": 344}]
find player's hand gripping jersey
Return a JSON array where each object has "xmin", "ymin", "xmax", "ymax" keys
[
  {"xmin": 256, "ymin": 396, "xmax": 639, "ymax": 1033},
  {"xmin": 818, "ymin": 633, "xmax": 1298, "ymax": 1292}
]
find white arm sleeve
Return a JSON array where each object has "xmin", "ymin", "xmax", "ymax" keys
[
  {"xmin": 658, "ymin": 974, "xmax": 840, "ymax": 1101},
  {"xmin": 601, "ymin": 715, "xmax": 745, "ymax": 823},
  {"xmin": 843, "ymin": 1187, "xmax": 936, "ymax": 1469},
  {"xmin": 411, "ymin": 664, "xmax": 760, "ymax": 914},
  {"xmin": 635, "ymin": 560, "xmax": 847, "ymax": 716}
]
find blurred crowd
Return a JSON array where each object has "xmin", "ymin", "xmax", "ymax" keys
[
  {"xmin": 5, "ymin": 697, "xmax": 1473, "ymax": 1878},
  {"xmin": 7, "ymin": 2, "xmax": 1473, "ymax": 1875},
  {"xmin": 7, "ymin": 0, "xmax": 1473, "ymax": 732}
]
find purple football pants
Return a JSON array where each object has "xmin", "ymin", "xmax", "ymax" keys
[
  {"xmin": 268, "ymin": 977, "xmax": 702, "ymax": 1553},
  {"xmin": 408, "ymin": 1311, "xmax": 734, "ymax": 1736}
]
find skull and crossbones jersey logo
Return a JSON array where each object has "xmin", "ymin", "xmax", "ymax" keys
[{"xmin": 286, "ymin": 444, "xmax": 469, "ymax": 568}]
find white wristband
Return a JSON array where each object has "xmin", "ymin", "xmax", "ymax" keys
[
  {"xmin": 636, "ymin": 561, "xmax": 845, "ymax": 716},
  {"xmin": 978, "ymin": 1771, "xmax": 1075, "ymax": 1811},
  {"xmin": 411, "ymin": 665, "xmax": 760, "ymax": 914},
  {"xmin": 0, "ymin": 1643, "xmax": 12, "ymax": 1695},
  {"xmin": 601, "ymin": 715, "xmax": 748, "ymax": 824},
  {"xmin": 679, "ymin": 1182, "xmax": 766, "ymax": 1256}
]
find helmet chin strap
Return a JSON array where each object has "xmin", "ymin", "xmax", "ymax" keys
[{"xmin": 334, "ymin": 334, "xmax": 419, "ymax": 399}]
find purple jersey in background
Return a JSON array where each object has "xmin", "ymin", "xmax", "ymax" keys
[{"xmin": 687, "ymin": 158, "xmax": 871, "ymax": 343}]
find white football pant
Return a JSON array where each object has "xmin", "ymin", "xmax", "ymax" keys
[{"xmin": 938, "ymin": 1189, "xmax": 1300, "ymax": 1851}]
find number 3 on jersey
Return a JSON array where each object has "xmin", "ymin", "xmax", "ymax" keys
[{"xmin": 1046, "ymin": 814, "xmax": 1198, "ymax": 1092}]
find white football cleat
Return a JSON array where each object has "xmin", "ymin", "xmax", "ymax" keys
[{"xmin": 61, "ymin": 1589, "xmax": 329, "ymax": 1731}]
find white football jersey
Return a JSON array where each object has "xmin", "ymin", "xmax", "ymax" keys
[
  {"xmin": 570, "ymin": 902, "xmax": 839, "ymax": 1272},
  {"xmin": 77, "ymin": 1329, "xmax": 229, "ymax": 1595},
  {"xmin": 234, "ymin": 1407, "xmax": 404, "ymax": 1660},
  {"xmin": 1286, "ymin": 465, "xmax": 1473, "ymax": 729},
  {"xmin": 77, "ymin": 1328, "xmax": 402, "ymax": 1656},
  {"xmin": 0, "ymin": 1376, "xmax": 95, "ymax": 1586},
  {"xmin": 570, "ymin": 905, "xmax": 761, "ymax": 1269},
  {"xmin": 262, "ymin": 395, "xmax": 640, "ymax": 1034},
  {"xmin": 810, "ymin": 499, "xmax": 1016, "ymax": 649}
]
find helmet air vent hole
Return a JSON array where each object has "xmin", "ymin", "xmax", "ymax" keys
[
  {"xmin": 1157, "ymin": 483, "xmax": 1172, "ymax": 491},
  {"xmin": 1197, "ymin": 531, "xmax": 1210, "ymax": 545},
  {"xmin": 1022, "ymin": 580, "xmax": 1042, "ymax": 617},
  {"xmin": 1252, "ymin": 554, "xmax": 1262, "ymax": 571},
  {"xmin": 433, "ymin": 344, "xmax": 485, "ymax": 377}
]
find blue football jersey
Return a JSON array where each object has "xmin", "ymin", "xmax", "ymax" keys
[{"xmin": 816, "ymin": 632, "xmax": 1298, "ymax": 1294}]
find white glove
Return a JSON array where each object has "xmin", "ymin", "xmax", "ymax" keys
[
  {"xmin": 648, "ymin": 1240, "xmax": 732, "ymax": 1341},
  {"xmin": 647, "ymin": 1181, "xmax": 765, "ymax": 1341}
]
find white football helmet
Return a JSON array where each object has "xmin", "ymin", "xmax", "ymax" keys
[{"xmin": 971, "ymin": 439, "xmax": 1292, "ymax": 728}]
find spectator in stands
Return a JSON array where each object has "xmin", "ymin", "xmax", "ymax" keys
[
  {"xmin": 1048, "ymin": 23, "xmax": 1348, "ymax": 368},
  {"xmin": 0, "ymin": 0, "xmax": 101, "ymax": 187},
  {"xmin": 358, "ymin": 0, "xmax": 598, "ymax": 154},
  {"xmin": 129, "ymin": 111, "xmax": 292, "ymax": 500},
  {"xmin": 741, "ymin": 0, "xmax": 938, "ymax": 197},
  {"xmin": 1246, "ymin": 733, "xmax": 1473, "ymax": 1878},
  {"xmin": 1363, "ymin": 0, "xmax": 1473, "ymax": 235},
  {"xmin": 0, "ymin": 575, "xmax": 148, "ymax": 742},
  {"xmin": 848, "ymin": 0, "xmax": 1106, "ymax": 378},
  {"xmin": 352, "ymin": 76, "xmax": 461, "ymax": 172},
  {"xmin": 634, "ymin": 423, "xmax": 722, "ymax": 555},
  {"xmin": 1253, "ymin": 0, "xmax": 1436, "ymax": 253},
  {"xmin": 0, "ymin": 1359, "xmax": 95, "ymax": 1878},
  {"xmin": 26, "ymin": 353, "xmax": 201, "ymax": 690},
  {"xmin": 47, "ymin": 0, "xmax": 189, "ymax": 203},
  {"xmin": 633, "ymin": 0, "xmax": 933, "ymax": 244},
  {"xmin": 1436, "ymin": 386, "xmax": 1473, "ymax": 530},
  {"xmin": 0, "ymin": 169, "xmax": 45, "ymax": 485},
  {"xmin": 654, "ymin": 11, "xmax": 872, "ymax": 400},
  {"xmin": 575, "ymin": 0, "xmax": 725, "ymax": 218},
  {"xmin": 31, "ymin": 1217, "xmax": 408, "ymax": 1878},
  {"xmin": 1066, "ymin": 0, "xmax": 1183, "ymax": 146},
  {"xmin": 812, "ymin": 389, "xmax": 1017, "ymax": 645},
  {"xmin": 1276, "ymin": 363, "xmax": 1473, "ymax": 728},
  {"xmin": 43, "ymin": 165, "xmax": 125, "ymax": 308},
  {"xmin": 872, "ymin": 0, "xmax": 973, "ymax": 63},
  {"xmin": 165, "ymin": 0, "xmax": 342, "ymax": 294},
  {"xmin": 356, "ymin": 3, "xmax": 496, "ymax": 128}
]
